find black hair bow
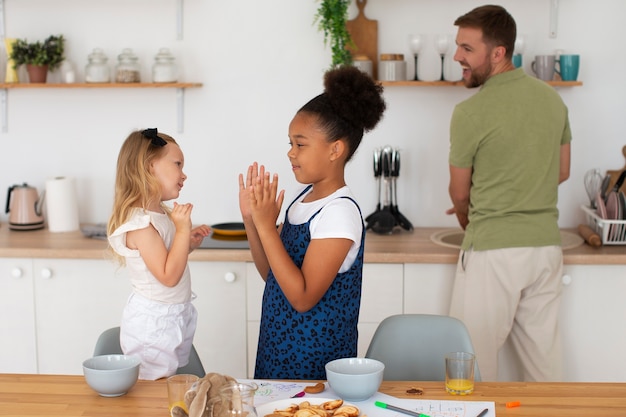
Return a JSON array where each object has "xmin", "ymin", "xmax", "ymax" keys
[{"xmin": 141, "ymin": 128, "xmax": 167, "ymax": 147}]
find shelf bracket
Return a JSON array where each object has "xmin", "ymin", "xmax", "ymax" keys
[
  {"xmin": 0, "ymin": 0, "xmax": 4, "ymax": 39},
  {"xmin": 176, "ymin": 0, "xmax": 183, "ymax": 40},
  {"xmin": 1, "ymin": 89, "xmax": 7, "ymax": 133},
  {"xmin": 549, "ymin": 0, "xmax": 559, "ymax": 38},
  {"xmin": 176, "ymin": 87, "xmax": 184, "ymax": 133}
]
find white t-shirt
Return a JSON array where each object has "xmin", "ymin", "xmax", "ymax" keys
[
  {"xmin": 108, "ymin": 208, "xmax": 192, "ymax": 304},
  {"xmin": 287, "ymin": 186, "xmax": 363, "ymax": 273}
]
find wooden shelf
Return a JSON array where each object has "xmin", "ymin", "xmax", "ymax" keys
[
  {"xmin": 379, "ymin": 80, "xmax": 583, "ymax": 87},
  {"xmin": 0, "ymin": 82, "xmax": 202, "ymax": 89}
]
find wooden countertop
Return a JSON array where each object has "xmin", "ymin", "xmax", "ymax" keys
[
  {"xmin": 0, "ymin": 224, "xmax": 624, "ymax": 265},
  {"xmin": 1, "ymin": 374, "xmax": 625, "ymax": 417}
]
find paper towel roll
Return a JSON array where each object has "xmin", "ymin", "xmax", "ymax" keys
[{"xmin": 45, "ymin": 176, "xmax": 80, "ymax": 232}]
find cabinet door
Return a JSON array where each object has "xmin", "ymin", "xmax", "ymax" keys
[
  {"xmin": 189, "ymin": 262, "xmax": 247, "ymax": 378},
  {"xmin": 0, "ymin": 258, "xmax": 37, "ymax": 373},
  {"xmin": 403, "ymin": 263, "xmax": 456, "ymax": 314},
  {"xmin": 559, "ymin": 265, "xmax": 626, "ymax": 382},
  {"xmin": 358, "ymin": 263, "xmax": 403, "ymax": 356},
  {"xmin": 245, "ymin": 263, "xmax": 263, "ymax": 378},
  {"xmin": 33, "ymin": 258, "xmax": 130, "ymax": 374}
]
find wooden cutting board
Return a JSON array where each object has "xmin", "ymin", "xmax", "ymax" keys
[
  {"xmin": 605, "ymin": 145, "xmax": 626, "ymax": 193},
  {"xmin": 346, "ymin": 0, "xmax": 378, "ymax": 79}
]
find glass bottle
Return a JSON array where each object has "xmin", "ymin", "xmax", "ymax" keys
[
  {"xmin": 85, "ymin": 48, "xmax": 110, "ymax": 83},
  {"xmin": 115, "ymin": 48, "xmax": 141, "ymax": 83},
  {"xmin": 152, "ymin": 48, "xmax": 178, "ymax": 83}
]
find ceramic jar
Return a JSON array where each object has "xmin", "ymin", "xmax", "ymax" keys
[
  {"xmin": 152, "ymin": 48, "xmax": 177, "ymax": 83},
  {"xmin": 353, "ymin": 54, "xmax": 373, "ymax": 78},
  {"xmin": 379, "ymin": 54, "xmax": 407, "ymax": 81},
  {"xmin": 85, "ymin": 48, "xmax": 110, "ymax": 83},
  {"xmin": 115, "ymin": 48, "xmax": 141, "ymax": 83}
]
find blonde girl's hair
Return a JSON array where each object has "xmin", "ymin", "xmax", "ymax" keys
[{"xmin": 107, "ymin": 129, "xmax": 177, "ymax": 264}]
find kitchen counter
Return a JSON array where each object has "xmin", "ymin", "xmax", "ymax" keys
[{"xmin": 0, "ymin": 224, "xmax": 624, "ymax": 264}]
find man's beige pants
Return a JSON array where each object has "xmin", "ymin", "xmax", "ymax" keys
[{"xmin": 449, "ymin": 246, "xmax": 563, "ymax": 381}]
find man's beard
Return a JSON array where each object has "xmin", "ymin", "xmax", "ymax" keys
[{"xmin": 463, "ymin": 61, "xmax": 492, "ymax": 88}]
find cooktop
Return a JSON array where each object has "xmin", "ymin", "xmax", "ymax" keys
[{"xmin": 198, "ymin": 233, "xmax": 249, "ymax": 249}]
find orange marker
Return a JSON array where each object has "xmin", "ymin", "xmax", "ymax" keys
[{"xmin": 506, "ymin": 401, "xmax": 521, "ymax": 408}]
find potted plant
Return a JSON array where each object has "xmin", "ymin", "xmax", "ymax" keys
[
  {"xmin": 9, "ymin": 35, "xmax": 65, "ymax": 83},
  {"xmin": 315, "ymin": 0, "xmax": 353, "ymax": 68}
]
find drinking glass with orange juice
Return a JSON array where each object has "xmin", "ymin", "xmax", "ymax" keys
[
  {"xmin": 445, "ymin": 352, "xmax": 475, "ymax": 395},
  {"xmin": 167, "ymin": 374, "xmax": 199, "ymax": 416}
]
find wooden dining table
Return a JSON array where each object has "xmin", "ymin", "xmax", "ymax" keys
[{"xmin": 1, "ymin": 373, "xmax": 625, "ymax": 417}]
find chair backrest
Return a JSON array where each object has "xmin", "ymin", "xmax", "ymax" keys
[
  {"xmin": 365, "ymin": 314, "xmax": 481, "ymax": 381},
  {"xmin": 94, "ymin": 326, "xmax": 123, "ymax": 355},
  {"xmin": 93, "ymin": 326, "xmax": 206, "ymax": 378}
]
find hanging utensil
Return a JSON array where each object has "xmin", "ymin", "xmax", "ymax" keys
[
  {"xmin": 390, "ymin": 148, "xmax": 413, "ymax": 231},
  {"xmin": 584, "ymin": 168, "xmax": 603, "ymax": 209},
  {"xmin": 368, "ymin": 146, "xmax": 396, "ymax": 234},
  {"xmin": 600, "ymin": 174, "xmax": 611, "ymax": 202}
]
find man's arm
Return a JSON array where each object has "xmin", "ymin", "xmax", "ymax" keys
[{"xmin": 448, "ymin": 165, "xmax": 472, "ymax": 229}]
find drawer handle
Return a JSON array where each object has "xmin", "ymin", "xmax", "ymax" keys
[
  {"xmin": 562, "ymin": 274, "xmax": 572, "ymax": 286},
  {"xmin": 40, "ymin": 268, "xmax": 53, "ymax": 279},
  {"xmin": 11, "ymin": 267, "xmax": 23, "ymax": 278},
  {"xmin": 224, "ymin": 272, "xmax": 236, "ymax": 283}
]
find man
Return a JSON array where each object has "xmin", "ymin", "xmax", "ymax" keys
[{"xmin": 447, "ymin": 5, "xmax": 571, "ymax": 381}]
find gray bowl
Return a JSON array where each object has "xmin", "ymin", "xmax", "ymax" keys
[
  {"xmin": 325, "ymin": 357, "xmax": 384, "ymax": 401},
  {"xmin": 82, "ymin": 354, "xmax": 140, "ymax": 397}
]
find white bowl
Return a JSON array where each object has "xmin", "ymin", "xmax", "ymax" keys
[
  {"xmin": 325, "ymin": 357, "xmax": 384, "ymax": 401},
  {"xmin": 82, "ymin": 354, "xmax": 140, "ymax": 397}
]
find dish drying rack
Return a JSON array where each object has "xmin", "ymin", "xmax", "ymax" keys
[{"xmin": 581, "ymin": 205, "xmax": 626, "ymax": 245}]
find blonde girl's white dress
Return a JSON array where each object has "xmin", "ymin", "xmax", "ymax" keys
[{"xmin": 108, "ymin": 208, "xmax": 197, "ymax": 380}]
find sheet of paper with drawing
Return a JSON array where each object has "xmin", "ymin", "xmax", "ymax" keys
[{"xmin": 370, "ymin": 393, "xmax": 495, "ymax": 417}]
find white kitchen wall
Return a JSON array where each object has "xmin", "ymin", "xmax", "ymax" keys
[{"xmin": 1, "ymin": 0, "xmax": 624, "ymax": 230}]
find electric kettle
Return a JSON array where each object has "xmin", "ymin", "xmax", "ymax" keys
[{"xmin": 5, "ymin": 183, "xmax": 45, "ymax": 230}]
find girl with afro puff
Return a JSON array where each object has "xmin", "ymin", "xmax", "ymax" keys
[{"xmin": 238, "ymin": 66, "xmax": 386, "ymax": 379}]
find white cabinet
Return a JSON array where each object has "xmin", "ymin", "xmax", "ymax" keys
[
  {"xmin": 405, "ymin": 262, "xmax": 626, "ymax": 382},
  {"xmin": 189, "ymin": 262, "xmax": 247, "ymax": 378},
  {"xmin": 245, "ymin": 263, "xmax": 403, "ymax": 378},
  {"xmin": 357, "ymin": 263, "xmax": 403, "ymax": 356},
  {"xmin": 1, "ymin": 257, "xmax": 247, "ymax": 377},
  {"xmin": 0, "ymin": 258, "xmax": 37, "ymax": 373},
  {"xmin": 33, "ymin": 258, "xmax": 130, "ymax": 374},
  {"xmin": 0, "ymin": 258, "xmax": 128, "ymax": 374},
  {"xmin": 403, "ymin": 264, "xmax": 457, "ymax": 315},
  {"xmin": 559, "ymin": 265, "xmax": 626, "ymax": 382},
  {"xmin": 35, "ymin": 260, "xmax": 248, "ymax": 377},
  {"xmin": 4, "ymin": 255, "xmax": 625, "ymax": 382}
]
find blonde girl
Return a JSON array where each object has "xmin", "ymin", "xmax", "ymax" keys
[{"xmin": 107, "ymin": 128, "xmax": 209, "ymax": 380}]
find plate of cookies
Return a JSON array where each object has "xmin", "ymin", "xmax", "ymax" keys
[{"xmin": 256, "ymin": 398, "xmax": 361, "ymax": 417}]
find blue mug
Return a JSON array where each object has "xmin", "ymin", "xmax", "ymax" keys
[
  {"xmin": 512, "ymin": 54, "xmax": 522, "ymax": 68},
  {"xmin": 557, "ymin": 54, "xmax": 580, "ymax": 81}
]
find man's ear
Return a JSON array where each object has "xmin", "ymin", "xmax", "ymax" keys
[{"xmin": 492, "ymin": 45, "xmax": 507, "ymax": 63}]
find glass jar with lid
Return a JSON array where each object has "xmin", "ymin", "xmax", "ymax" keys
[
  {"xmin": 378, "ymin": 53, "xmax": 407, "ymax": 81},
  {"xmin": 85, "ymin": 48, "xmax": 110, "ymax": 83},
  {"xmin": 152, "ymin": 48, "xmax": 178, "ymax": 83},
  {"xmin": 115, "ymin": 48, "xmax": 141, "ymax": 83}
]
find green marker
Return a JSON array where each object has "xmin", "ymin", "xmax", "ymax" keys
[{"xmin": 375, "ymin": 401, "xmax": 431, "ymax": 417}]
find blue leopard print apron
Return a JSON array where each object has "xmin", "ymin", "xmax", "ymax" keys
[{"xmin": 254, "ymin": 186, "xmax": 365, "ymax": 379}]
